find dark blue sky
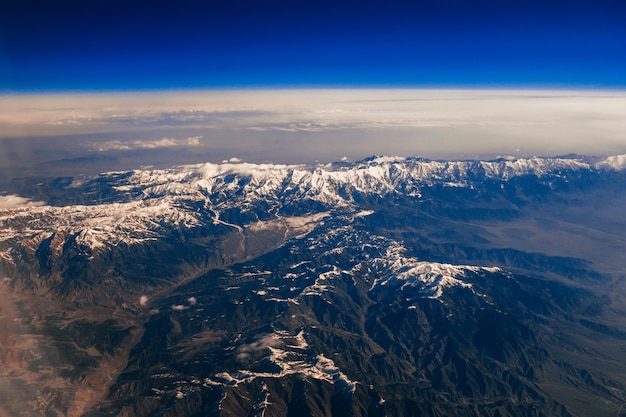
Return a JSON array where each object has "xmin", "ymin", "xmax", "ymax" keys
[{"xmin": 1, "ymin": 0, "xmax": 625, "ymax": 91}]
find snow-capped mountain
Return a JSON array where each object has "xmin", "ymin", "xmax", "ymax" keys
[
  {"xmin": 1, "ymin": 154, "xmax": 619, "ymax": 252},
  {"xmin": 0, "ymin": 154, "xmax": 612, "ymax": 300},
  {"xmin": 1, "ymin": 155, "xmax": 626, "ymax": 417}
]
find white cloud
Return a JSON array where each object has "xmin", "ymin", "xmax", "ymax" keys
[
  {"xmin": 236, "ymin": 334, "xmax": 283, "ymax": 362},
  {"xmin": 171, "ymin": 304, "xmax": 188, "ymax": 311},
  {"xmin": 221, "ymin": 157, "xmax": 242, "ymax": 163},
  {"xmin": 0, "ymin": 195, "xmax": 45, "ymax": 209},
  {"xmin": 91, "ymin": 136, "xmax": 203, "ymax": 152},
  {"xmin": 187, "ymin": 296, "xmax": 197, "ymax": 305},
  {"xmin": 139, "ymin": 295, "xmax": 149, "ymax": 306}
]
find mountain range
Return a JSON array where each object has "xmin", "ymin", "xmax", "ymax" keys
[{"xmin": 1, "ymin": 155, "xmax": 626, "ymax": 416}]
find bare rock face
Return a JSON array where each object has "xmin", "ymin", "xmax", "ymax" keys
[{"xmin": 1, "ymin": 155, "xmax": 626, "ymax": 416}]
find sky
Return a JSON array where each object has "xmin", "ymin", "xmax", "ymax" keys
[{"xmin": 1, "ymin": 0, "xmax": 625, "ymax": 90}]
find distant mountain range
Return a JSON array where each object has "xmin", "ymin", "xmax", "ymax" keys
[{"xmin": 1, "ymin": 155, "xmax": 626, "ymax": 417}]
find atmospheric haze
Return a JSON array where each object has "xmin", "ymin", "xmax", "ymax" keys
[{"xmin": 1, "ymin": 89, "xmax": 625, "ymax": 182}]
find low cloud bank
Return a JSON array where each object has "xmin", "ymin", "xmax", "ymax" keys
[
  {"xmin": 1, "ymin": 90, "xmax": 625, "ymax": 163},
  {"xmin": 90, "ymin": 136, "xmax": 202, "ymax": 152},
  {"xmin": 0, "ymin": 195, "xmax": 45, "ymax": 209}
]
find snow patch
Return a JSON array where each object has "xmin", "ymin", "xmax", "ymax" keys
[
  {"xmin": 368, "ymin": 241, "xmax": 501, "ymax": 298},
  {"xmin": 597, "ymin": 154, "xmax": 626, "ymax": 170},
  {"xmin": 209, "ymin": 330, "xmax": 356, "ymax": 394}
]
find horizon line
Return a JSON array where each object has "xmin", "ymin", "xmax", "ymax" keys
[{"xmin": 3, "ymin": 84, "xmax": 626, "ymax": 96}]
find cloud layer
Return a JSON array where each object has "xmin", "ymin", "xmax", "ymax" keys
[
  {"xmin": 0, "ymin": 195, "xmax": 44, "ymax": 209},
  {"xmin": 1, "ymin": 89, "xmax": 625, "ymax": 164},
  {"xmin": 91, "ymin": 136, "xmax": 202, "ymax": 152}
]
